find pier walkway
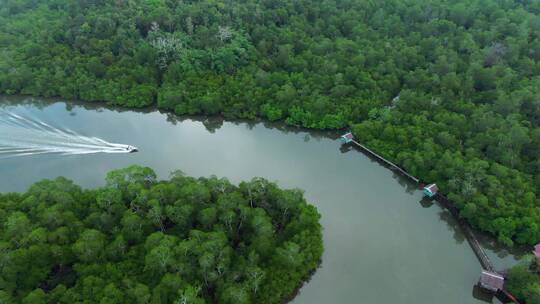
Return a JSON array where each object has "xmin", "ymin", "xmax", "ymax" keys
[
  {"xmin": 344, "ymin": 135, "xmax": 521, "ymax": 303},
  {"xmin": 347, "ymin": 137, "xmax": 494, "ymax": 270}
]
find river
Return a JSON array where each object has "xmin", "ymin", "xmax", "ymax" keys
[{"xmin": 0, "ymin": 96, "xmax": 522, "ymax": 303}]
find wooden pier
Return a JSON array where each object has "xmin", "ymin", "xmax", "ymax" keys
[
  {"xmin": 435, "ymin": 194, "xmax": 495, "ymax": 272},
  {"xmin": 350, "ymin": 139, "xmax": 419, "ymax": 183},
  {"xmin": 345, "ymin": 135, "xmax": 495, "ymax": 270},
  {"xmin": 341, "ymin": 133, "xmax": 521, "ymax": 303},
  {"xmin": 463, "ymin": 223, "xmax": 494, "ymax": 271}
]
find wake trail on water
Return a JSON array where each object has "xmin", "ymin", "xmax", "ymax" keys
[{"xmin": 0, "ymin": 109, "xmax": 136, "ymax": 159}]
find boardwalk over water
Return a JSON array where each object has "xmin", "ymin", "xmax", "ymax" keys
[
  {"xmin": 345, "ymin": 137, "xmax": 521, "ymax": 303},
  {"xmin": 348, "ymin": 138, "xmax": 494, "ymax": 270},
  {"xmin": 435, "ymin": 194, "xmax": 495, "ymax": 272},
  {"xmin": 350, "ymin": 139, "xmax": 419, "ymax": 183},
  {"xmin": 463, "ymin": 222, "xmax": 494, "ymax": 271}
]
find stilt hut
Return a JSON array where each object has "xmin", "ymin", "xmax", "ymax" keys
[
  {"xmin": 478, "ymin": 270, "xmax": 504, "ymax": 292},
  {"xmin": 423, "ymin": 183, "xmax": 438, "ymax": 197},
  {"xmin": 340, "ymin": 132, "xmax": 354, "ymax": 144}
]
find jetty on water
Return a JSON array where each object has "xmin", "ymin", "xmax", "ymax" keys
[
  {"xmin": 340, "ymin": 132, "xmax": 521, "ymax": 303},
  {"xmin": 340, "ymin": 133, "xmax": 419, "ymax": 183}
]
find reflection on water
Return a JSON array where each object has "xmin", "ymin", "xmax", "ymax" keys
[
  {"xmin": 419, "ymin": 197, "xmax": 435, "ymax": 208},
  {"xmin": 472, "ymin": 285, "xmax": 496, "ymax": 303},
  {"xmin": 437, "ymin": 208, "xmax": 467, "ymax": 245},
  {"xmin": 0, "ymin": 95, "xmax": 523, "ymax": 304}
]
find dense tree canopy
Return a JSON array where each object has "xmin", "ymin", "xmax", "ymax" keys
[
  {"xmin": 0, "ymin": 0, "xmax": 539, "ymax": 245},
  {"xmin": 0, "ymin": 165, "xmax": 323, "ymax": 303}
]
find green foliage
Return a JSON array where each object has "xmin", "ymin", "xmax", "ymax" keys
[
  {"xmin": 261, "ymin": 104, "xmax": 283, "ymax": 122},
  {"xmin": 507, "ymin": 257, "xmax": 540, "ymax": 303},
  {"xmin": 0, "ymin": 0, "xmax": 539, "ymax": 244},
  {"xmin": 0, "ymin": 166, "xmax": 323, "ymax": 304}
]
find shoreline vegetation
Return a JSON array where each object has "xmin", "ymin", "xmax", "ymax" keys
[
  {"xmin": 507, "ymin": 256, "xmax": 540, "ymax": 303},
  {"xmin": 0, "ymin": 0, "xmax": 538, "ymax": 248},
  {"xmin": 0, "ymin": 165, "xmax": 324, "ymax": 303}
]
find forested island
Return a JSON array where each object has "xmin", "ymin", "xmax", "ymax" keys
[
  {"xmin": 0, "ymin": 165, "xmax": 323, "ymax": 303},
  {"xmin": 1, "ymin": 0, "xmax": 538, "ymax": 247}
]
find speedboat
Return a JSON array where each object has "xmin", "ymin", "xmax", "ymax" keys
[{"xmin": 126, "ymin": 145, "xmax": 139, "ymax": 153}]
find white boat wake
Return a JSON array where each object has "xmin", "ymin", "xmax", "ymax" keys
[{"xmin": 0, "ymin": 109, "xmax": 138, "ymax": 159}]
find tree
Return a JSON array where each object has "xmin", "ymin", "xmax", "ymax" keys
[
  {"xmin": 21, "ymin": 289, "xmax": 46, "ymax": 304},
  {"xmin": 4, "ymin": 212, "xmax": 31, "ymax": 247},
  {"xmin": 72, "ymin": 229, "xmax": 106, "ymax": 262}
]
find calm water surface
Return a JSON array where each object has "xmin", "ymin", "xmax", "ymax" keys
[{"xmin": 0, "ymin": 97, "xmax": 520, "ymax": 304}]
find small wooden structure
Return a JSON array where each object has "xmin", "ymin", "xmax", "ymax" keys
[
  {"xmin": 534, "ymin": 243, "xmax": 540, "ymax": 257},
  {"xmin": 344, "ymin": 136, "xmax": 420, "ymax": 183},
  {"xmin": 423, "ymin": 183, "xmax": 438, "ymax": 197},
  {"xmin": 479, "ymin": 270, "xmax": 505, "ymax": 292},
  {"xmin": 340, "ymin": 132, "xmax": 354, "ymax": 144}
]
